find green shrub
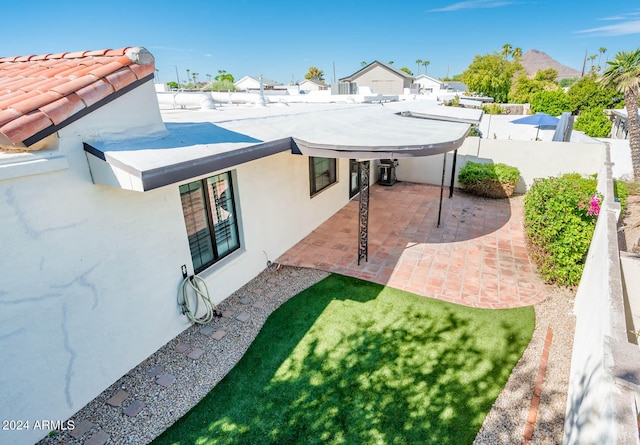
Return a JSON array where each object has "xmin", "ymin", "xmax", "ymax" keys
[
  {"xmin": 482, "ymin": 103, "xmax": 504, "ymax": 114},
  {"xmin": 458, "ymin": 162, "xmax": 521, "ymax": 198},
  {"xmin": 530, "ymin": 90, "xmax": 572, "ymax": 116},
  {"xmin": 524, "ymin": 173, "xmax": 599, "ymax": 286},
  {"xmin": 574, "ymin": 108, "xmax": 612, "ymax": 138}
]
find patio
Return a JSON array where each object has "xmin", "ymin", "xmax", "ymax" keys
[{"xmin": 277, "ymin": 182, "xmax": 546, "ymax": 309}]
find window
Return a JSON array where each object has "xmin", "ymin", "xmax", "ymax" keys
[
  {"xmin": 180, "ymin": 172, "xmax": 240, "ymax": 273},
  {"xmin": 309, "ymin": 157, "xmax": 337, "ymax": 196}
]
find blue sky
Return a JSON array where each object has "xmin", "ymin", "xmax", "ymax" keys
[{"xmin": 3, "ymin": 0, "xmax": 640, "ymax": 85}]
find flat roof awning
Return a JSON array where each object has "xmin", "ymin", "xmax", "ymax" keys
[{"xmin": 84, "ymin": 103, "xmax": 481, "ymax": 191}]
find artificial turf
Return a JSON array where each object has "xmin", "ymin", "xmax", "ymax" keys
[{"xmin": 153, "ymin": 274, "xmax": 535, "ymax": 445}]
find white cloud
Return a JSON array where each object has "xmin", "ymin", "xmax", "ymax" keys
[
  {"xmin": 429, "ymin": 0, "xmax": 514, "ymax": 12},
  {"xmin": 577, "ymin": 19, "xmax": 640, "ymax": 36}
]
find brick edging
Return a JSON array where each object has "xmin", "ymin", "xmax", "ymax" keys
[{"xmin": 523, "ymin": 325, "xmax": 553, "ymax": 444}]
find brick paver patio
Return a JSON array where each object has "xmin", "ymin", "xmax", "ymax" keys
[{"xmin": 277, "ymin": 182, "xmax": 546, "ymax": 309}]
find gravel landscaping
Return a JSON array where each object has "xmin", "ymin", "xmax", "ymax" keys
[{"xmin": 38, "ymin": 265, "xmax": 575, "ymax": 445}]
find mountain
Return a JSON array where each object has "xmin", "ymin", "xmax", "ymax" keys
[{"xmin": 520, "ymin": 49, "xmax": 581, "ymax": 80}]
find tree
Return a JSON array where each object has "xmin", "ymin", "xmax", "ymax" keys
[
  {"xmin": 574, "ymin": 108, "xmax": 612, "ymax": 137},
  {"xmin": 509, "ymin": 70, "xmax": 559, "ymax": 104},
  {"xmin": 400, "ymin": 67, "xmax": 413, "ymax": 76},
  {"xmin": 567, "ymin": 73, "xmax": 620, "ymax": 113},
  {"xmin": 166, "ymin": 81, "xmax": 179, "ymax": 90},
  {"xmin": 513, "ymin": 47, "xmax": 523, "ymax": 59},
  {"xmin": 501, "ymin": 43, "xmax": 513, "ymax": 59},
  {"xmin": 305, "ymin": 66, "xmax": 325, "ymax": 82},
  {"xmin": 588, "ymin": 54, "xmax": 597, "ymax": 73},
  {"xmin": 597, "ymin": 47, "xmax": 607, "ymax": 72},
  {"xmin": 388, "ymin": 61, "xmax": 394, "ymax": 65},
  {"xmin": 423, "ymin": 60, "xmax": 430, "ymax": 75},
  {"xmin": 214, "ymin": 70, "xmax": 234, "ymax": 83},
  {"xmin": 461, "ymin": 51, "xmax": 522, "ymax": 102},
  {"xmin": 361, "ymin": 61, "xmax": 367, "ymax": 67},
  {"xmin": 530, "ymin": 90, "xmax": 572, "ymax": 115},
  {"xmin": 600, "ymin": 49, "xmax": 640, "ymax": 178},
  {"xmin": 415, "ymin": 59, "xmax": 423, "ymax": 75}
]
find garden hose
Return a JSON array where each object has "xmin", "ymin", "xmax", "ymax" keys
[{"xmin": 178, "ymin": 275, "xmax": 220, "ymax": 324}]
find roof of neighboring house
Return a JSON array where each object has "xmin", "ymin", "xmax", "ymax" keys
[
  {"xmin": 0, "ymin": 47, "xmax": 155, "ymax": 151},
  {"xmin": 234, "ymin": 76, "xmax": 280, "ymax": 87},
  {"xmin": 414, "ymin": 75, "xmax": 443, "ymax": 85},
  {"xmin": 300, "ymin": 79, "xmax": 327, "ymax": 87},
  {"xmin": 339, "ymin": 61, "xmax": 414, "ymax": 82}
]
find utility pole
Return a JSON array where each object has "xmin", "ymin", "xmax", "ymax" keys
[{"xmin": 581, "ymin": 49, "xmax": 588, "ymax": 77}]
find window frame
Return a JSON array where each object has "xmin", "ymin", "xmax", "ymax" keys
[
  {"xmin": 309, "ymin": 156, "xmax": 337, "ymax": 196},
  {"xmin": 179, "ymin": 171, "xmax": 240, "ymax": 274}
]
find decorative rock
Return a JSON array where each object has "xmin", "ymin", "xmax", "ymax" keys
[
  {"xmin": 174, "ymin": 342, "xmax": 190, "ymax": 353},
  {"xmin": 156, "ymin": 374, "xmax": 177, "ymax": 388},
  {"xmin": 84, "ymin": 431, "xmax": 110, "ymax": 445},
  {"xmin": 123, "ymin": 400, "xmax": 145, "ymax": 417},
  {"xmin": 253, "ymin": 301, "xmax": 266, "ymax": 309},
  {"xmin": 236, "ymin": 312, "xmax": 250, "ymax": 322},
  {"xmin": 145, "ymin": 365, "xmax": 164, "ymax": 378},
  {"xmin": 69, "ymin": 419, "xmax": 94, "ymax": 438},
  {"xmin": 188, "ymin": 348, "xmax": 205, "ymax": 360},
  {"xmin": 240, "ymin": 297, "xmax": 252, "ymax": 305},
  {"xmin": 212, "ymin": 330, "xmax": 227, "ymax": 340},
  {"xmin": 106, "ymin": 390, "xmax": 128, "ymax": 407},
  {"xmin": 221, "ymin": 310, "xmax": 234, "ymax": 318},
  {"xmin": 199, "ymin": 325, "xmax": 214, "ymax": 336}
]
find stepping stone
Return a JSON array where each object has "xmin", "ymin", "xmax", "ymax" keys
[
  {"xmin": 267, "ymin": 278, "xmax": 279, "ymax": 284},
  {"xmin": 221, "ymin": 310, "xmax": 234, "ymax": 318},
  {"xmin": 123, "ymin": 400, "xmax": 145, "ymax": 417},
  {"xmin": 253, "ymin": 301, "xmax": 265, "ymax": 309},
  {"xmin": 252, "ymin": 288, "xmax": 263, "ymax": 295},
  {"xmin": 174, "ymin": 342, "xmax": 190, "ymax": 353},
  {"xmin": 199, "ymin": 325, "xmax": 214, "ymax": 336},
  {"xmin": 188, "ymin": 348, "xmax": 205, "ymax": 360},
  {"xmin": 145, "ymin": 365, "xmax": 164, "ymax": 378},
  {"xmin": 265, "ymin": 291, "xmax": 277, "ymax": 298},
  {"xmin": 236, "ymin": 312, "xmax": 250, "ymax": 322},
  {"xmin": 106, "ymin": 390, "xmax": 128, "ymax": 407},
  {"xmin": 212, "ymin": 330, "xmax": 227, "ymax": 340},
  {"xmin": 156, "ymin": 374, "xmax": 177, "ymax": 388},
  {"xmin": 239, "ymin": 297, "xmax": 252, "ymax": 305},
  {"xmin": 69, "ymin": 419, "xmax": 94, "ymax": 438},
  {"xmin": 84, "ymin": 431, "xmax": 110, "ymax": 445}
]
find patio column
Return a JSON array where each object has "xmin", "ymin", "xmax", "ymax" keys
[
  {"xmin": 449, "ymin": 149, "xmax": 458, "ymax": 199},
  {"xmin": 437, "ymin": 153, "xmax": 447, "ymax": 227},
  {"xmin": 357, "ymin": 160, "xmax": 370, "ymax": 265}
]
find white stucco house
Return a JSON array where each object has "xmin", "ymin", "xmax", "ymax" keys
[
  {"xmin": 0, "ymin": 46, "xmax": 479, "ymax": 445},
  {"xmin": 413, "ymin": 74, "xmax": 444, "ymax": 95},
  {"xmin": 298, "ymin": 78, "xmax": 329, "ymax": 93},
  {"xmin": 234, "ymin": 75, "xmax": 281, "ymax": 91}
]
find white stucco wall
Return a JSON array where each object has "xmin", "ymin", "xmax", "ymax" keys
[
  {"xmin": 394, "ymin": 137, "xmax": 606, "ymax": 194},
  {"xmin": 0, "ymin": 86, "xmax": 359, "ymax": 444}
]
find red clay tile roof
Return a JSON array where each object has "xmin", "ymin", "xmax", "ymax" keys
[{"xmin": 0, "ymin": 46, "xmax": 155, "ymax": 151}]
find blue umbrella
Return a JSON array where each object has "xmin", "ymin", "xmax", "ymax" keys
[{"xmin": 511, "ymin": 113, "xmax": 560, "ymax": 140}]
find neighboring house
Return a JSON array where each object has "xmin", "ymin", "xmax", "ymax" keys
[
  {"xmin": 414, "ymin": 74, "xmax": 444, "ymax": 95},
  {"xmin": 234, "ymin": 75, "xmax": 281, "ymax": 91},
  {"xmin": 608, "ymin": 108, "xmax": 640, "ymax": 140},
  {"xmin": 339, "ymin": 61, "xmax": 415, "ymax": 95},
  {"xmin": 443, "ymin": 81, "xmax": 468, "ymax": 93},
  {"xmin": 0, "ymin": 46, "xmax": 474, "ymax": 445},
  {"xmin": 298, "ymin": 78, "xmax": 329, "ymax": 92}
]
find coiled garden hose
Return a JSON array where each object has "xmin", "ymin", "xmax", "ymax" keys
[{"xmin": 178, "ymin": 275, "xmax": 220, "ymax": 324}]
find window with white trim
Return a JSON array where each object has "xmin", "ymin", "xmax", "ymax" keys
[{"xmin": 179, "ymin": 171, "xmax": 240, "ymax": 273}]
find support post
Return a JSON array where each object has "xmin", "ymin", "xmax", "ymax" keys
[
  {"xmin": 449, "ymin": 149, "xmax": 458, "ymax": 199},
  {"xmin": 437, "ymin": 153, "xmax": 447, "ymax": 228},
  {"xmin": 357, "ymin": 160, "xmax": 370, "ymax": 265}
]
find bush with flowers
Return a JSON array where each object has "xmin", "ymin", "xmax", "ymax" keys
[{"xmin": 524, "ymin": 173, "xmax": 600, "ymax": 286}]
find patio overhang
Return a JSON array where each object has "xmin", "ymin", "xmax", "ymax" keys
[{"xmin": 84, "ymin": 104, "xmax": 477, "ymax": 192}]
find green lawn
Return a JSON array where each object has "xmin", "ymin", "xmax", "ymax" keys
[{"xmin": 153, "ymin": 274, "xmax": 534, "ymax": 445}]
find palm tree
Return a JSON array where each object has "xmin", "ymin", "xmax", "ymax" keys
[
  {"xmin": 423, "ymin": 60, "xmax": 430, "ymax": 75},
  {"xmin": 600, "ymin": 49, "xmax": 640, "ymax": 178},
  {"xmin": 513, "ymin": 47, "xmax": 523, "ymax": 59},
  {"xmin": 597, "ymin": 47, "xmax": 607, "ymax": 72},
  {"xmin": 501, "ymin": 43, "xmax": 513, "ymax": 59},
  {"xmin": 185, "ymin": 69, "xmax": 191, "ymax": 88},
  {"xmin": 588, "ymin": 54, "xmax": 597, "ymax": 72},
  {"xmin": 415, "ymin": 59, "xmax": 423, "ymax": 75},
  {"xmin": 360, "ymin": 61, "xmax": 367, "ymax": 67}
]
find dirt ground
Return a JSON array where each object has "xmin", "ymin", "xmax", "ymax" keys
[{"xmin": 619, "ymin": 186, "xmax": 640, "ymax": 253}]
